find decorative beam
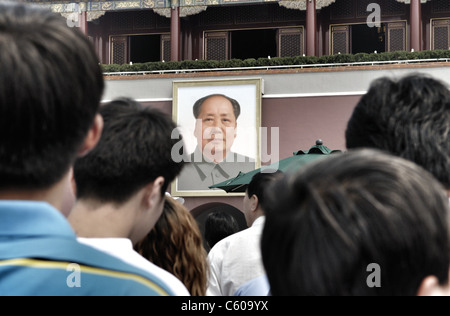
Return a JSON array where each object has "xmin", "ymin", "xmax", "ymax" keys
[{"xmin": 279, "ymin": 0, "xmax": 336, "ymax": 11}]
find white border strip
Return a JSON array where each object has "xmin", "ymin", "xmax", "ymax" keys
[
  {"xmin": 262, "ymin": 91, "xmax": 367, "ymax": 98},
  {"xmin": 102, "ymin": 97, "xmax": 173, "ymax": 103},
  {"xmin": 102, "ymin": 92, "xmax": 367, "ymax": 103}
]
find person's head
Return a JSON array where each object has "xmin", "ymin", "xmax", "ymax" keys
[
  {"xmin": 193, "ymin": 94, "xmax": 241, "ymax": 162},
  {"xmin": 262, "ymin": 149, "xmax": 450, "ymax": 296},
  {"xmin": 0, "ymin": 2, "xmax": 104, "ymax": 192},
  {"xmin": 135, "ymin": 197, "xmax": 208, "ymax": 296},
  {"xmin": 346, "ymin": 74, "xmax": 450, "ymax": 192},
  {"xmin": 244, "ymin": 171, "xmax": 284, "ymax": 227},
  {"xmin": 73, "ymin": 98, "xmax": 185, "ymax": 241},
  {"xmin": 205, "ymin": 211, "xmax": 240, "ymax": 249}
]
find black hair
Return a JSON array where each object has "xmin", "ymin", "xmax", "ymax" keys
[
  {"xmin": 246, "ymin": 171, "xmax": 284, "ymax": 212},
  {"xmin": 205, "ymin": 211, "xmax": 240, "ymax": 249},
  {"xmin": 262, "ymin": 149, "xmax": 450, "ymax": 296},
  {"xmin": 0, "ymin": 2, "xmax": 104, "ymax": 189},
  {"xmin": 346, "ymin": 74, "xmax": 450, "ymax": 189},
  {"xmin": 193, "ymin": 94, "xmax": 241, "ymax": 120},
  {"xmin": 74, "ymin": 98, "xmax": 185, "ymax": 204}
]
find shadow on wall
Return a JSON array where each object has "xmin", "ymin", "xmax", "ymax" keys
[{"xmin": 192, "ymin": 202, "xmax": 247, "ymax": 252}]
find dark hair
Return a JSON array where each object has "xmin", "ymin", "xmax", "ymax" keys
[
  {"xmin": 193, "ymin": 94, "xmax": 241, "ymax": 119},
  {"xmin": 0, "ymin": 2, "xmax": 104, "ymax": 189},
  {"xmin": 205, "ymin": 211, "xmax": 240, "ymax": 249},
  {"xmin": 247, "ymin": 171, "xmax": 284, "ymax": 212},
  {"xmin": 74, "ymin": 98, "xmax": 185, "ymax": 203},
  {"xmin": 346, "ymin": 74, "xmax": 450, "ymax": 189},
  {"xmin": 135, "ymin": 197, "xmax": 208, "ymax": 296},
  {"xmin": 262, "ymin": 149, "xmax": 450, "ymax": 296}
]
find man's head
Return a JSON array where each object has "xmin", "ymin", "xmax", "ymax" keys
[
  {"xmin": 0, "ymin": 2, "xmax": 104, "ymax": 191},
  {"xmin": 262, "ymin": 149, "xmax": 450, "ymax": 296},
  {"xmin": 73, "ymin": 98, "xmax": 185, "ymax": 237},
  {"xmin": 193, "ymin": 94, "xmax": 241, "ymax": 163},
  {"xmin": 346, "ymin": 74, "xmax": 450, "ymax": 191},
  {"xmin": 243, "ymin": 171, "xmax": 284, "ymax": 227}
]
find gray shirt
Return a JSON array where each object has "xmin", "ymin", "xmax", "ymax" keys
[{"xmin": 177, "ymin": 148, "xmax": 255, "ymax": 191}]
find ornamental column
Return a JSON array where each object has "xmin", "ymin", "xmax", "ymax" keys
[
  {"xmin": 79, "ymin": 11, "xmax": 88, "ymax": 36},
  {"xmin": 410, "ymin": 0, "xmax": 422, "ymax": 51},
  {"xmin": 171, "ymin": 3, "xmax": 181, "ymax": 61},
  {"xmin": 306, "ymin": 0, "xmax": 317, "ymax": 56}
]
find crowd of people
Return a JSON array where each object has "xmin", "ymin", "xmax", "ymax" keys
[{"xmin": 0, "ymin": 1, "xmax": 449, "ymax": 296}]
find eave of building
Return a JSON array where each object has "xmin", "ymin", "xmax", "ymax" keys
[
  {"xmin": 25, "ymin": 0, "xmax": 428, "ymax": 12},
  {"xmin": 24, "ymin": 0, "xmax": 428, "ymax": 20}
]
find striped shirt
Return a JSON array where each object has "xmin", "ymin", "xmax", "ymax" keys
[{"xmin": 0, "ymin": 201, "xmax": 173, "ymax": 296}]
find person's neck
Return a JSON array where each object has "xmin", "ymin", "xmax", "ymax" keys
[
  {"xmin": 0, "ymin": 171, "xmax": 71, "ymax": 213},
  {"xmin": 248, "ymin": 211, "xmax": 265, "ymax": 227},
  {"xmin": 68, "ymin": 198, "xmax": 140, "ymax": 243}
]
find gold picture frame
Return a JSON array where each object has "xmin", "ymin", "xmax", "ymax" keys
[{"xmin": 171, "ymin": 78, "xmax": 263, "ymax": 197}]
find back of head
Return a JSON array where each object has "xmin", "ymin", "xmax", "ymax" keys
[
  {"xmin": 205, "ymin": 211, "xmax": 240, "ymax": 249},
  {"xmin": 74, "ymin": 98, "xmax": 185, "ymax": 203},
  {"xmin": 247, "ymin": 170, "xmax": 284, "ymax": 212},
  {"xmin": 346, "ymin": 74, "xmax": 450, "ymax": 189},
  {"xmin": 0, "ymin": 2, "xmax": 104, "ymax": 189},
  {"xmin": 262, "ymin": 149, "xmax": 450, "ymax": 296}
]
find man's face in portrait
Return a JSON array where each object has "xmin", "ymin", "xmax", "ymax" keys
[{"xmin": 194, "ymin": 95, "xmax": 237, "ymax": 163}]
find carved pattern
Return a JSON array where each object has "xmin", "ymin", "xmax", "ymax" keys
[
  {"xmin": 279, "ymin": 28, "xmax": 304, "ymax": 57},
  {"xmin": 204, "ymin": 32, "xmax": 228, "ymax": 60},
  {"xmin": 154, "ymin": 6, "xmax": 207, "ymax": 17},
  {"xmin": 395, "ymin": 0, "xmax": 428, "ymax": 4},
  {"xmin": 432, "ymin": 0, "xmax": 450, "ymax": 13},
  {"xmin": 432, "ymin": 20, "xmax": 450, "ymax": 50},
  {"xmin": 279, "ymin": 0, "xmax": 336, "ymax": 11},
  {"xmin": 387, "ymin": 22, "xmax": 406, "ymax": 52}
]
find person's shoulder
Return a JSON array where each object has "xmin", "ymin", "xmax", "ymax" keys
[
  {"xmin": 0, "ymin": 236, "xmax": 175, "ymax": 296},
  {"xmin": 70, "ymin": 239, "xmax": 178, "ymax": 296},
  {"xmin": 234, "ymin": 275, "xmax": 270, "ymax": 296},
  {"xmin": 208, "ymin": 227, "xmax": 249, "ymax": 254},
  {"xmin": 121, "ymin": 248, "xmax": 191, "ymax": 296},
  {"xmin": 77, "ymin": 237, "xmax": 189, "ymax": 295}
]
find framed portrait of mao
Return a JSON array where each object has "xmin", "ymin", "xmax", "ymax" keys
[{"xmin": 171, "ymin": 78, "xmax": 262, "ymax": 197}]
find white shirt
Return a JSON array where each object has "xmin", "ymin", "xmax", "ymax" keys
[
  {"xmin": 206, "ymin": 216, "xmax": 266, "ymax": 296},
  {"xmin": 77, "ymin": 237, "xmax": 190, "ymax": 296}
]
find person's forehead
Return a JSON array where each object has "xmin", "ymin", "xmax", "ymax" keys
[{"xmin": 200, "ymin": 96, "xmax": 234, "ymax": 114}]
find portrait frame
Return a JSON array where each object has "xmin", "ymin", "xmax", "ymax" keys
[{"xmin": 171, "ymin": 78, "xmax": 263, "ymax": 197}]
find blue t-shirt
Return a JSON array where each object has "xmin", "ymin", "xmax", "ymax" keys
[
  {"xmin": 0, "ymin": 201, "xmax": 174, "ymax": 296},
  {"xmin": 234, "ymin": 275, "xmax": 270, "ymax": 296}
]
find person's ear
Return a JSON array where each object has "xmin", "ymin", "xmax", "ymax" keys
[
  {"xmin": 77, "ymin": 114, "xmax": 103, "ymax": 157},
  {"xmin": 250, "ymin": 194, "xmax": 259, "ymax": 212},
  {"xmin": 143, "ymin": 176, "xmax": 165, "ymax": 211},
  {"xmin": 417, "ymin": 275, "xmax": 450, "ymax": 296}
]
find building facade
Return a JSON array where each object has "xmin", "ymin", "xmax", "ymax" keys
[
  {"xmin": 27, "ymin": 0, "xmax": 450, "ymax": 64},
  {"xmin": 25, "ymin": 0, "xmax": 450, "ymax": 230}
]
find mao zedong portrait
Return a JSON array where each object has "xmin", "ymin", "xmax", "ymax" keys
[{"xmin": 177, "ymin": 94, "xmax": 255, "ymax": 191}]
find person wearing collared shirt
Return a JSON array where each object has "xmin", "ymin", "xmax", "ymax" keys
[
  {"xmin": 206, "ymin": 171, "xmax": 283, "ymax": 296},
  {"xmin": 0, "ymin": 2, "xmax": 172, "ymax": 296},
  {"xmin": 177, "ymin": 94, "xmax": 255, "ymax": 191},
  {"xmin": 69, "ymin": 98, "xmax": 189, "ymax": 296}
]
